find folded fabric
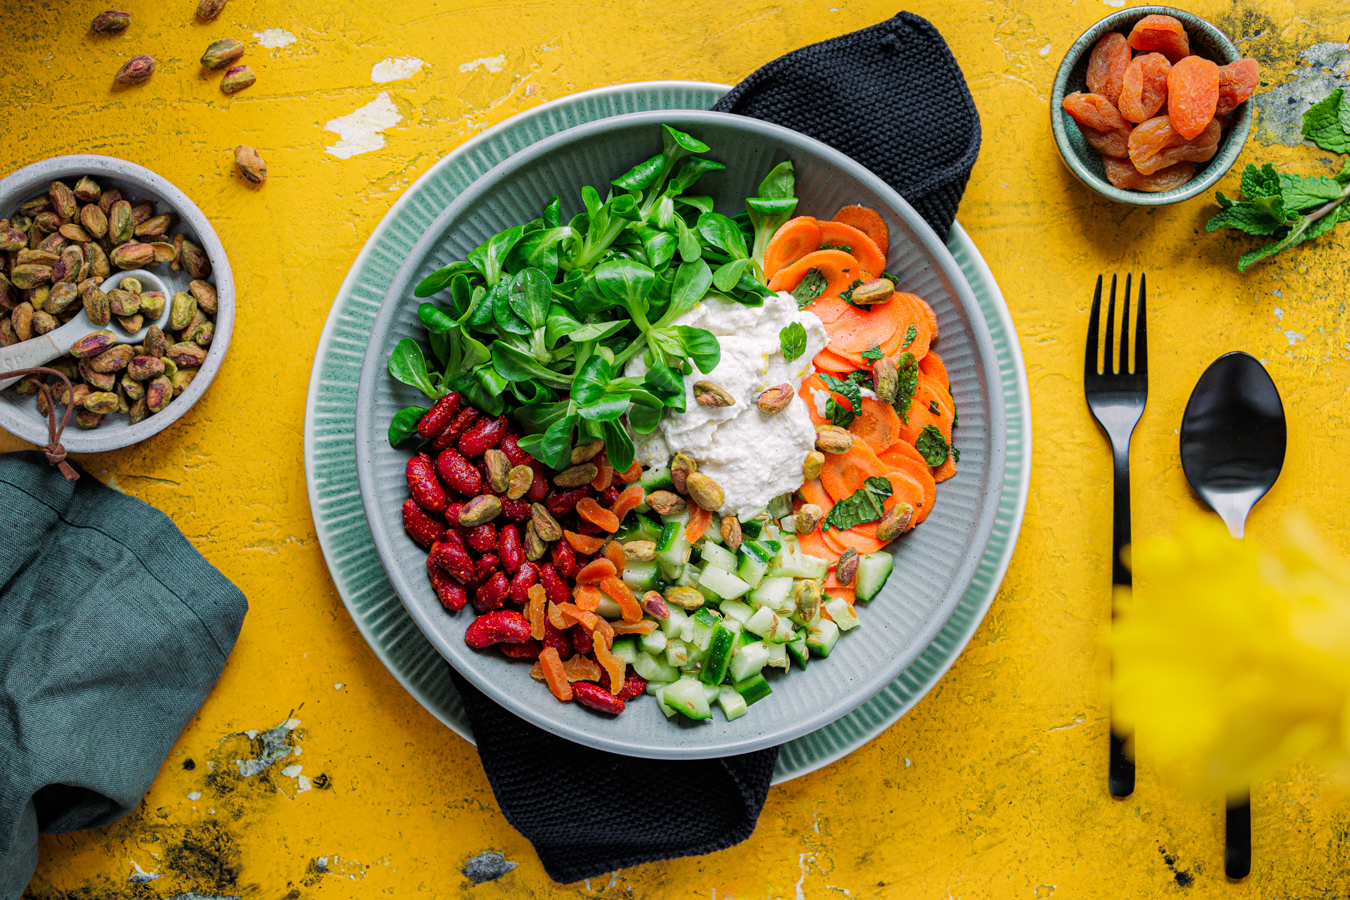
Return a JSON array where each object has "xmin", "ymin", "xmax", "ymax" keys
[
  {"xmin": 0, "ymin": 451, "xmax": 248, "ymax": 900},
  {"xmin": 451, "ymin": 10, "xmax": 981, "ymax": 883}
]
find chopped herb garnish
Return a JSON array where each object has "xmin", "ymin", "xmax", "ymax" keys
[
  {"xmin": 838, "ymin": 278, "xmax": 866, "ymax": 309},
  {"xmin": 952, "ymin": 403, "xmax": 958, "ymax": 428},
  {"xmin": 792, "ymin": 269, "xmax": 828, "ymax": 308},
  {"xmin": 901, "ymin": 323, "xmax": 918, "ymax": 348},
  {"xmin": 881, "ymin": 271, "xmax": 902, "ymax": 284},
  {"xmin": 892, "ymin": 352, "xmax": 918, "ymax": 423},
  {"xmin": 861, "ymin": 345, "xmax": 884, "ymax": 362},
  {"xmin": 779, "ymin": 321, "xmax": 807, "ymax": 362},
  {"xmin": 819, "ymin": 243, "xmax": 852, "ymax": 253},
  {"xmin": 915, "ymin": 424, "xmax": 949, "ymax": 466},
  {"xmin": 951, "ymin": 445, "xmax": 961, "ymax": 463},
  {"xmin": 846, "ymin": 370, "xmax": 872, "ymax": 388},
  {"xmin": 822, "ymin": 475, "xmax": 892, "ymax": 531},
  {"xmin": 927, "ymin": 399, "xmax": 940, "ymax": 415},
  {"xmin": 820, "ymin": 373, "xmax": 862, "ymax": 428}
]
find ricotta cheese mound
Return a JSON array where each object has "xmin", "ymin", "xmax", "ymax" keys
[{"xmin": 625, "ymin": 290, "xmax": 827, "ymax": 518}]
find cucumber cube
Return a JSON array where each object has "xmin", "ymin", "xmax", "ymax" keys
[
  {"xmin": 787, "ymin": 632, "xmax": 809, "ymax": 669},
  {"xmin": 729, "ymin": 640, "xmax": 770, "ymax": 682},
  {"xmin": 733, "ymin": 674, "xmax": 772, "ymax": 705},
  {"xmin": 640, "ymin": 628, "xmax": 668, "ymax": 656},
  {"xmin": 665, "ymin": 639, "xmax": 691, "ymax": 668},
  {"xmin": 698, "ymin": 565, "xmax": 752, "ymax": 600},
  {"xmin": 652, "ymin": 685, "xmax": 678, "ymax": 718},
  {"xmin": 700, "ymin": 621, "xmax": 739, "ymax": 684},
  {"xmin": 807, "ymin": 618, "xmax": 841, "ymax": 657},
  {"xmin": 633, "ymin": 650, "xmax": 678, "ymax": 683},
  {"xmin": 663, "ymin": 678, "xmax": 711, "ymax": 720},
  {"xmin": 765, "ymin": 642, "xmax": 789, "ymax": 670},
  {"xmin": 717, "ymin": 686, "xmax": 749, "ymax": 721},
  {"xmin": 718, "ymin": 599, "xmax": 755, "ymax": 625},
  {"xmin": 823, "ymin": 597, "xmax": 859, "ymax": 632},
  {"xmin": 750, "ymin": 576, "xmax": 794, "ymax": 612},
  {"xmin": 610, "ymin": 636, "xmax": 639, "ymax": 664},
  {"xmin": 660, "ymin": 605, "xmax": 688, "ymax": 638},
  {"xmin": 622, "ymin": 559, "xmax": 661, "ymax": 595},
  {"xmin": 641, "ymin": 466, "xmax": 674, "ymax": 492},
  {"xmin": 699, "ymin": 541, "xmax": 737, "ymax": 572},
  {"xmin": 854, "ymin": 552, "xmax": 894, "ymax": 602}
]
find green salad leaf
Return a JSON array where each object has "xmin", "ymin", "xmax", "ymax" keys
[
  {"xmin": 823, "ymin": 476, "xmax": 893, "ymax": 531},
  {"xmin": 780, "ymin": 321, "xmax": 807, "ymax": 362},
  {"xmin": 915, "ymin": 424, "xmax": 950, "ymax": 466}
]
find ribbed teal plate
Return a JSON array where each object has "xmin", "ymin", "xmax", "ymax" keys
[{"xmin": 303, "ymin": 81, "xmax": 1031, "ymax": 783}]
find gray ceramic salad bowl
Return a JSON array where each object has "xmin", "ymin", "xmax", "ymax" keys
[
  {"xmin": 354, "ymin": 111, "xmax": 1008, "ymax": 758},
  {"xmin": 0, "ymin": 155, "xmax": 234, "ymax": 452}
]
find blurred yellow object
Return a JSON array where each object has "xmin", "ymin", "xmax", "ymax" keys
[{"xmin": 1115, "ymin": 516, "xmax": 1350, "ymax": 794}]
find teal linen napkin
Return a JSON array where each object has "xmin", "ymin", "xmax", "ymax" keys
[{"xmin": 0, "ymin": 451, "xmax": 247, "ymax": 899}]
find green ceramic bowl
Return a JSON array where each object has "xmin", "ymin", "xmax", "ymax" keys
[{"xmin": 1050, "ymin": 6, "xmax": 1251, "ymax": 206}]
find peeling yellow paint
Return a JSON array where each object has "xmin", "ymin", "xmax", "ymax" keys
[{"xmin": 4, "ymin": 0, "xmax": 1350, "ymax": 897}]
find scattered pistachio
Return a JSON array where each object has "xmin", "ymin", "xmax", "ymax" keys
[
  {"xmin": 570, "ymin": 439, "xmax": 604, "ymax": 464},
  {"xmin": 48, "ymin": 182, "xmax": 77, "ymax": 219},
  {"xmin": 188, "ymin": 279, "xmax": 217, "ymax": 314},
  {"xmin": 755, "ymin": 383, "xmax": 794, "ymax": 414},
  {"xmin": 524, "ymin": 521, "xmax": 547, "ymax": 561},
  {"xmin": 693, "ymin": 380, "xmax": 735, "ymax": 408},
  {"xmin": 113, "ymin": 54, "xmax": 155, "ymax": 86},
  {"xmin": 720, "ymin": 515, "xmax": 743, "ymax": 551},
  {"xmin": 685, "ymin": 471, "xmax": 724, "ymax": 512},
  {"xmin": 107, "ymin": 288, "xmax": 140, "ymax": 317},
  {"xmin": 484, "ymin": 448, "xmax": 512, "ymax": 493},
  {"xmin": 127, "ymin": 355, "xmax": 165, "ymax": 382},
  {"xmin": 110, "ymin": 242, "xmax": 154, "ymax": 269},
  {"xmin": 144, "ymin": 324, "xmax": 168, "ymax": 358},
  {"xmin": 90, "ymin": 344, "xmax": 134, "ymax": 374},
  {"xmin": 83, "ymin": 391, "xmax": 120, "ymax": 414},
  {"xmin": 44, "ymin": 282, "xmax": 79, "ymax": 315},
  {"xmin": 128, "ymin": 396, "xmax": 149, "ymax": 424},
  {"xmin": 11, "ymin": 265, "xmax": 52, "ymax": 290},
  {"xmin": 80, "ymin": 359, "xmax": 116, "ymax": 391},
  {"xmin": 640, "ymin": 591, "xmax": 670, "ymax": 620},
  {"xmin": 506, "ymin": 465, "xmax": 534, "ymax": 501},
  {"xmin": 835, "ymin": 548, "xmax": 859, "ymax": 586},
  {"xmin": 554, "ymin": 463, "xmax": 598, "ymax": 488},
  {"xmin": 794, "ymin": 581, "xmax": 822, "ymax": 623},
  {"xmin": 165, "ymin": 342, "xmax": 206, "ymax": 367},
  {"xmin": 875, "ymin": 502, "xmax": 914, "ymax": 542},
  {"xmin": 622, "ymin": 540, "xmax": 657, "ymax": 562},
  {"xmin": 91, "ymin": 10, "xmax": 130, "ymax": 33},
  {"xmin": 74, "ymin": 408, "xmax": 105, "ymax": 430},
  {"xmin": 234, "ymin": 145, "xmax": 267, "ymax": 185},
  {"xmin": 169, "ymin": 366, "xmax": 197, "ymax": 396},
  {"xmin": 138, "ymin": 290, "xmax": 166, "ymax": 319},
  {"xmin": 59, "ymin": 223, "xmax": 91, "ymax": 243},
  {"xmin": 220, "ymin": 64, "xmax": 255, "ymax": 94},
  {"xmin": 169, "ymin": 292, "xmax": 197, "ymax": 331},
  {"xmin": 663, "ymin": 586, "xmax": 706, "ymax": 611},
  {"xmin": 145, "ymin": 375, "xmax": 173, "ymax": 412},
  {"xmin": 134, "ymin": 213, "xmax": 174, "ymax": 237},
  {"xmin": 180, "ymin": 239, "xmax": 210, "ymax": 278},
  {"xmin": 850, "ymin": 277, "xmax": 895, "ymax": 305},
  {"xmin": 459, "ymin": 495, "xmax": 503, "ymax": 527},
  {"xmin": 82, "ymin": 287, "xmax": 111, "ymax": 326},
  {"xmin": 529, "ymin": 503, "xmax": 563, "ymax": 542},
  {"xmin": 815, "ymin": 424, "xmax": 854, "ymax": 455},
  {"xmin": 646, "ymin": 490, "xmax": 685, "ymax": 516},
  {"xmin": 108, "ymin": 201, "xmax": 134, "ymax": 243},
  {"xmin": 31, "ymin": 310, "xmax": 57, "ymax": 335},
  {"xmin": 116, "ymin": 313, "xmax": 143, "ymax": 333},
  {"xmin": 70, "ymin": 330, "xmax": 117, "ymax": 358},
  {"xmin": 872, "ymin": 357, "xmax": 898, "ymax": 404},
  {"xmin": 196, "ymin": 0, "xmax": 228, "ymax": 20},
  {"xmin": 201, "ymin": 38, "xmax": 244, "ymax": 70},
  {"xmin": 802, "ymin": 450, "xmax": 826, "ymax": 481},
  {"xmin": 73, "ymin": 177, "xmax": 101, "ymax": 203},
  {"xmin": 794, "ymin": 503, "xmax": 824, "ymax": 534},
  {"xmin": 670, "ymin": 452, "xmax": 696, "ymax": 494}
]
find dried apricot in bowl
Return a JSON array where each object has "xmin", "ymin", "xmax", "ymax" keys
[
  {"xmin": 1062, "ymin": 91, "xmax": 1133, "ymax": 158},
  {"xmin": 1128, "ymin": 115, "xmax": 1221, "ymax": 175},
  {"xmin": 1086, "ymin": 32, "xmax": 1130, "ymax": 105},
  {"xmin": 1119, "ymin": 53, "xmax": 1172, "ymax": 123},
  {"xmin": 1127, "ymin": 14, "xmax": 1190, "ymax": 63},
  {"xmin": 1167, "ymin": 55, "xmax": 1221, "ymax": 139}
]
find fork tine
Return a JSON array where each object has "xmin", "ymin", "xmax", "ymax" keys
[
  {"xmin": 1134, "ymin": 273, "xmax": 1148, "ymax": 376},
  {"xmin": 1103, "ymin": 274, "xmax": 1118, "ymax": 375},
  {"xmin": 1119, "ymin": 273, "xmax": 1132, "ymax": 375},
  {"xmin": 1085, "ymin": 275, "xmax": 1102, "ymax": 380}
]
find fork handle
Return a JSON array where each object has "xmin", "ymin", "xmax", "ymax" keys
[{"xmin": 1109, "ymin": 445, "xmax": 1136, "ymax": 798}]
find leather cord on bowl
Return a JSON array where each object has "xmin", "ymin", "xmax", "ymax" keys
[{"xmin": 0, "ymin": 367, "xmax": 79, "ymax": 480}]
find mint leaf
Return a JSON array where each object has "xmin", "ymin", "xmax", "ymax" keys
[
  {"xmin": 1306, "ymin": 203, "xmax": 1350, "ymax": 240},
  {"xmin": 1205, "ymin": 203, "xmax": 1286, "ymax": 236},
  {"xmin": 819, "ymin": 373, "xmax": 861, "ymax": 428},
  {"xmin": 893, "ymin": 352, "xmax": 919, "ymax": 424},
  {"xmin": 861, "ymin": 345, "xmax": 884, "ymax": 362},
  {"xmin": 901, "ymin": 323, "xmax": 918, "ymax": 348},
  {"xmin": 927, "ymin": 399, "xmax": 940, "ymax": 415},
  {"xmin": 915, "ymin": 424, "xmax": 950, "ymax": 467},
  {"xmin": 1238, "ymin": 231, "xmax": 1298, "ymax": 273},
  {"xmin": 779, "ymin": 321, "xmax": 807, "ymax": 362},
  {"xmin": 1302, "ymin": 89, "xmax": 1350, "ymax": 154},
  {"xmin": 819, "ymin": 243, "xmax": 852, "ymax": 253},
  {"xmin": 822, "ymin": 475, "xmax": 892, "ymax": 532},
  {"xmin": 1279, "ymin": 173, "xmax": 1344, "ymax": 211},
  {"xmin": 1241, "ymin": 163, "xmax": 1282, "ymax": 201},
  {"xmin": 838, "ymin": 278, "xmax": 866, "ymax": 308},
  {"xmin": 792, "ymin": 269, "xmax": 827, "ymax": 309}
]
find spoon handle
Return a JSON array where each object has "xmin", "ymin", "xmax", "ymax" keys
[
  {"xmin": 1226, "ymin": 790, "xmax": 1251, "ymax": 878},
  {"xmin": 0, "ymin": 332, "xmax": 62, "ymax": 391},
  {"xmin": 1109, "ymin": 447, "xmax": 1136, "ymax": 798}
]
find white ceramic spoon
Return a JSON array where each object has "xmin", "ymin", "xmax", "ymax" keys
[{"xmin": 0, "ymin": 269, "xmax": 174, "ymax": 391}]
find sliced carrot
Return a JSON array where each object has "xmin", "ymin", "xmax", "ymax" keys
[
  {"xmin": 616, "ymin": 459, "xmax": 643, "ymax": 483},
  {"xmin": 918, "ymin": 350, "xmax": 949, "ymax": 390},
  {"xmin": 832, "ymin": 205, "xmax": 889, "ymax": 254},
  {"xmin": 848, "ymin": 397, "xmax": 901, "ymax": 453},
  {"xmin": 813, "ymin": 346, "xmax": 857, "ymax": 375},
  {"xmin": 795, "ymin": 527, "xmax": 837, "ymax": 564},
  {"xmin": 526, "ymin": 584, "xmax": 547, "ymax": 640},
  {"xmin": 797, "ymin": 476, "xmax": 834, "ymax": 514},
  {"xmin": 610, "ymin": 484, "xmax": 644, "ymax": 523},
  {"xmin": 685, "ymin": 505, "xmax": 713, "ymax": 543},
  {"xmin": 878, "ymin": 443, "xmax": 937, "ymax": 526},
  {"xmin": 562, "ymin": 654, "xmax": 602, "ymax": 682},
  {"xmin": 825, "ymin": 294, "xmax": 906, "ymax": 354},
  {"xmin": 573, "ymin": 583, "xmax": 603, "ymax": 612},
  {"xmin": 823, "ymin": 569, "xmax": 857, "ymax": 605},
  {"xmin": 821, "ymin": 524, "xmax": 885, "ymax": 556},
  {"xmin": 564, "ymin": 530, "xmax": 606, "ymax": 554},
  {"xmin": 539, "ymin": 647, "xmax": 572, "ymax": 701},
  {"xmin": 576, "ymin": 497, "xmax": 620, "ymax": 532},
  {"xmin": 602, "ymin": 540, "xmax": 627, "ymax": 576},
  {"xmin": 798, "ymin": 374, "xmax": 830, "ymax": 426},
  {"xmin": 911, "ymin": 294, "xmax": 939, "ymax": 343},
  {"xmin": 803, "ymin": 294, "xmax": 852, "ymax": 325},
  {"xmin": 576, "ymin": 558, "xmax": 617, "ymax": 585},
  {"xmin": 763, "ymin": 217, "xmax": 822, "ymax": 280},
  {"xmin": 600, "ymin": 575, "xmax": 642, "ymax": 623},
  {"xmin": 592, "ymin": 636, "xmax": 626, "ymax": 695},
  {"xmin": 611, "ymin": 620, "xmax": 658, "ymax": 635},
  {"xmin": 820, "ymin": 442, "xmax": 891, "ymax": 502},
  {"xmin": 817, "ymin": 221, "xmax": 886, "ymax": 278},
  {"xmin": 896, "ymin": 375, "xmax": 949, "ymax": 446},
  {"xmin": 590, "ymin": 453, "xmax": 615, "ymax": 491},
  {"xmin": 933, "ymin": 455, "xmax": 957, "ymax": 484},
  {"xmin": 879, "ymin": 293, "xmax": 931, "ymax": 361},
  {"xmin": 766, "ymin": 249, "xmax": 873, "ymax": 297}
]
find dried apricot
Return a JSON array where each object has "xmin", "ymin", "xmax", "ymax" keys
[
  {"xmin": 1127, "ymin": 14, "xmax": 1190, "ymax": 64},
  {"xmin": 576, "ymin": 557, "xmax": 617, "ymax": 585},
  {"xmin": 539, "ymin": 646, "xmax": 572, "ymax": 702},
  {"xmin": 1085, "ymin": 32, "xmax": 1130, "ymax": 105},
  {"xmin": 1118, "ymin": 53, "xmax": 1172, "ymax": 123},
  {"xmin": 1103, "ymin": 157, "xmax": 1195, "ymax": 192},
  {"xmin": 1215, "ymin": 58, "xmax": 1260, "ymax": 116},
  {"xmin": 1167, "ymin": 56, "xmax": 1220, "ymax": 139},
  {"xmin": 1127, "ymin": 115, "xmax": 1222, "ymax": 175},
  {"xmin": 600, "ymin": 575, "xmax": 642, "ymax": 623},
  {"xmin": 576, "ymin": 496, "xmax": 620, "ymax": 533},
  {"xmin": 1062, "ymin": 91, "xmax": 1133, "ymax": 158},
  {"xmin": 573, "ymin": 583, "xmax": 603, "ymax": 612}
]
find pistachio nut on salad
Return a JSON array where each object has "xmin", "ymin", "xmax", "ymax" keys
[{"xmin": 389, "ymin": 124, "xmax": 961, "ymax": 722}]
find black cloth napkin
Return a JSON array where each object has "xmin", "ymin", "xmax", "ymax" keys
[
  {"xmin": 454, "ymin": 10, "xmax": 980, "ymax": 884},
  {"xmin": 0, "ymin": 452, "xmax": 248, "ymax": 899}
]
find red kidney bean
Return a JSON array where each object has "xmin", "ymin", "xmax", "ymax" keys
[
  {"xmin": 508, "ymin": 562, "xmax": 539, "ymax": 605},
  {"xmin": 475, "ymin": 553, "xmax": 500, "ymax": 576},
  {"xmin": 431, "ymin": 407, "xmax": 479, "ymax": 451},
  {"xmin": 440, "ymin": 528, "xmax": 467, "ymax": 553},
  {"xmin": 498, "ymin": 638, "xmax": 542, "ymax": 659},
  {"xmin": 538, "ymin": 563, "xmax": 570, "ymax": 606},
  {"xmin": 545, "ymin": 487, "xmax": 589, "ymax": 517},
  {"xmin": 498, "ymin": 525, "xmax": 524, "ymax": 573},
  {"xmin": 444, "ymin": 501, "xmax": 465, "ymax": 527},
  {"xmin": 466, "ymin": 523, "xmax": 497, "ymax": 552},
  {"xmin": 572, "ymin": 681, "xmax": 625, "ymax": 714},
  {"xmin": 436, "ymin": 448, "xmax": 483, "ymax": 496},
  {"xmin": 599, "ymin": 486, "xmax": 620, "ymax": 507},
  {"xmin": 500, "ymin": 433, "xmax": 533, "ymax": 467},
  {"xmin": 417, "ymin": 392, "xmax": 462, "ymax": 438},
  {"xmin": 543, "ymin": 618, "xmax": 573, "ymax": 657},
  {"xmin": 473, "ymin": 571, "xmax": 510, "ymax": 613},
  {"xmin": 459, "ymin": 414, "xmax": 508, "ymax": 457},
  {"xmin": 571, "ymin": 624, "xmax": 593, "ymax": 655},
  {"xmin": 427, "ymin": 562, "xmax": 467, "ymax": 612},
  {"xmin": 464, "ymin": 610, "xmax": 531, "ymax": 648},
  {"xmin": 430, "ymin": 539, "xmax": 475, "ymax": 584},
  {"xmin": 405, "ymin": 452, "xmax": 446, "ymax": 512},
  {"xmin": 617, "ymin": 670, "xmax": 648, "ymax": 701},
  {"xmin": 550, "ymin": 539, "xmax": 577, "ymax": 580},
  {"xmin": 402, "ymin": 499, "xmax": 444, "ymax": 547},
  {"xmin": 527, "ymin": 461, "xmax": 550, "ymax": 502},
  {"xmin": 500, "ymin": 498, "xmax": 530, "ymax": 522},
  {"xmin": 573, "ymin": 519, "xmax": 604, "ymax": 535}
]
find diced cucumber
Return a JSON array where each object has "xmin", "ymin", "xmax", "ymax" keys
[
  {"xmin": 660, "ymin": 605, "xmax": 688, "ymax": 637},
  {"xmin": 854, "ymin": 552, "xmax": 894, "ymax": 602},
  {"xmin": 641, "ymin": 465, "xmax": 673, "ymax": 492},
  {"xmin": 698, "ymin": 565, "xmax": 752, "ymax": 600},
  {"xmin": 740, "ymin": 517, "xmax": 765, "ymax": 540},
  {"xmin": 682, "ymin": 607, "xmax": 719, "ymax": 651},
  {"xmin": 786, "ymin": 632, "xmax": 809, "ymax": 669},
  {"xmin": 616, "ymin": 513, "xmax": 663, "ymax": 544},
  {"xmin": 652, "ymin": 685, "xmax": 677, "ymax": 718},
  {"xmin": 768, "ymin": 546, "xmax": 829, "ymax": 580},
  {"xmin": 807, "ymin": 618, "xmax": 840, "ymax": 657},
  {"xmin": 729, "ymin": 640, "xmax": 770, "ymax": 682},
  {"xmin": 633, "ymin": 650, "xmax": 678, "ymax": 683},
  {"xmin": 733, "ymin": 674, "xmax": 772, "ymax": 705},
  {"xmin": 824, "ymin": 596, "xmax": 859, "ymax": 632},
  {"xmin": 745, "ymin": 605, "xmax": 782, "ymax": 641},
  {"xmin": 663, "ymin": 678, "xmax": 711, "ymax": 720},
  {"xmin": 679, "ymin": 563, "xmax": 703, "ymax": 590},
  {"xmin": 768, "ymin": 493, "xmax": 792, "ymax": 519},
  {"xmin": 665, "ymin": 639, "xmax": 691, "ymax": 668},
  {"xmin": 700, "ymin": 620, "xmax": 739, "ymax": 684},
  {"xmin": 622, "ymin": 559, "xmax": 661, "ymax": 595},
  {"xmin": 750, "ymin": 576, "xmax": 794, "ymax": 612},
  {"xmin": 717, "ymin": 685, "xmax": 749, "ymax": 721},
  {"xmin": 737, "ymin": 505, "xmax": 768, "ymax": 523},
  {"xmin": 718, "ymin": 598, "xmax": 755, "ymax": 625},
  {"xmin": 699, "ymin": 541, "xmax": 738, "ymax": 572},
  {"xmin": 659, "ymin": 505, "xmax": 690, "ymax": 527},
  {"xmin": 703, "ymin": 514, "xmax": 724, "ymax": 544},
  {"xmin": 610, "ymin": 636, "xmax": 640, "ymax": 664},
  {"xmin": 656, "ymin": 521, "xmax": 691, "ymax": 580},
  {"xmin": 736, "ymin": 541, "xmax": 772, "ymax": 589},
  {"xmin": 640, "ymin": 628, "xmax": 668, "ymax": 655},
  {"xmin": 765, "ymin": 642, "xmax": 789, "ymax": 670},
  {"xmin": 764, "ymin": 523, "xmax": 781, "ymax": 542},
  {"xmin": 701, "ymin": 682, "xmax": 721, "ymax": 703},
  {"xmin": 595, "ymin": 596, "xmax": 623, "ymax": 620}
]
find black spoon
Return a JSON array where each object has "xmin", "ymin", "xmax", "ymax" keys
[{"xmin": 1179, "ymin": 350, "xmax": 1286, "ymax": 881}]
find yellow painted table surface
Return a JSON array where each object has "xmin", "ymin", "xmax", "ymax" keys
[{"xmin": 3, "ymin": 0, "xmax": 1350, "ymax": 896}]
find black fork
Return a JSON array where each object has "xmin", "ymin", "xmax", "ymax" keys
[{"xmin": 1083, "ymin": 273, "xmax": 1147, "ymax": 799}]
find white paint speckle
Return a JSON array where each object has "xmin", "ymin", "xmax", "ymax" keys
[
  {"xmin": 1102, "ymin": 0, "xmax": 1125, "ymax": 6},
  {"xmin": 324, "ymin": 93, "xmax": 402, "ymax": 159},
  {"xmin": 1284, "ymin": 330, "xmax": 1305, "ymax": 345},
  {"xmin": 372, "ymin": 57, "xmax": 425, "ymax": 83},
  {"xmin": 1273, "ymin": 289, "xmax": 1284, "ymax": 298},
  {"xmin": 187, "ymin": 792, "xmax": 201, "ymax": 801},
  {"xmin": 334, "ymin": 683, "xmax": 344, "ymax": 690},
  {"xmin": 254, "ymin": 28, "xmax": 297, "ymax": 49},
  {"xmin": 796, "ymin": 853, "xmax": 809, "ymax": 900},
  {"xmin": 1273, "ymin": 306, "xmax": 1284, "ymax": 320},
  {"xmin": 293, "ymin": 747, "xmax": 303, "ymax": 756},
  {"xmin": 1039, "ymin": 44, "xmax": 1052, "ymax": 57},
  {"xmin": 297, "ymin": 774, "xmax": 312, "ymax": 792},
  {"xmin": 904, "ymin": 757, "xmax": 912, "ymax": 767},
  {"xmin": 281, "ymin": 764, "xmax": 303, "ymax": 778},
  {"xmin": 459, "ymin": 54, "xmax": 506, "ymax": 74},
  {"xmin": 128, "ymin": 861, "xmax": 160, "ymax": 884}
]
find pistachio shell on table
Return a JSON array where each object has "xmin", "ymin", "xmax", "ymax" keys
[
  {"xmin": 90, "ymin": 10, "xmax": 130, "ymax": 33},
  {"xmin": 234, "ymin": 145, "xmax": 267, "ymax": 184},
  {"xmin": 201, "ymin": 38, "xmax": 244, "ymax": 70},
  {"xmin": 113, "ymin": 54, "xmax": 155, "ymax": 86},
  {"xmin": 220, "ymin": 65, "xmax": 256, "ymax": 94}
]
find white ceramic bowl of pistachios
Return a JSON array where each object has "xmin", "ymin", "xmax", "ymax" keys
[{"xmin": 0, "ymin": 155, "xmax": 233, "ymax": 453}]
